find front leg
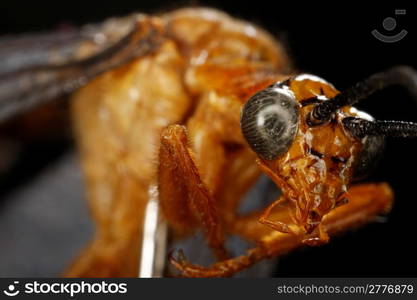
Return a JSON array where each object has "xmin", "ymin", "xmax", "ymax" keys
[
  {"xmin": 170, "ymin": 183, "xmax": 393, "ymax": 277},
  {"xmin": 301, "ymin": 223, "xmax": 330, "ymax": 246},
  {"xmin": 158, "ymin": 124, "xmax": 228, "ymax": 260},
  {"xmin": 257, "ymin": 194, "xmax": 328, "ymax": 245},
  {"xmin": 258, "ymin": 196, "xmax": 296, "ymax": 235}
]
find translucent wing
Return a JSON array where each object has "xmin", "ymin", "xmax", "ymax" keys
[{"xmin": 0, "ymin": 14, "xmax": 165, "ymax": 121}]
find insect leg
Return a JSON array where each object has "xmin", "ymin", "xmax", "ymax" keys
[
  {"xmin": 301, "ymin": 223, "xmax": 330, "ymax": 246},
  {"xmin": 170, "ymin": 183, "xmax": 393, "ymax": 277},
  {"xmin": 258, "ymin": 196, "xmax": 296, "ymax": 234},
  {"xmin": 254, "ymin": 159, "xmax": 302, "ymax": 234},
  {"xmin": 158, "ymin": 124, "xmax": 228, "ymax": 260}
]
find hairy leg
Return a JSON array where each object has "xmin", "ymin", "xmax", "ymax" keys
[
  {"xmin": 158, "ymin": 86, "xmax": 267, "ymax": 259},
  {"xmin": 158, "ymin": 124, "xmax": 228, "ymax": 260}
]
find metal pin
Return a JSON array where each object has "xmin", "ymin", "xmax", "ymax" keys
[{"xmin": 139, "ymin": 184, "xmax": 167, "ymax": 278}]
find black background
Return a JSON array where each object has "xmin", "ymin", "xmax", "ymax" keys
[{"xmin": 0, "ymin": 1, "xmax": 415, "ymax": 277}]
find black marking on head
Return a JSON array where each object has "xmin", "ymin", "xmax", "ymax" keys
[
  {"xmin": 301, "ymin": 97, "xmax": 321, "ymax": 107},
  {"xmin": 310, "ymin": 148, "xmax": 324, "ymax": 159},
  {"xmin": 331, "ymin": 156, "xmax": 347, "ymax": 164}
]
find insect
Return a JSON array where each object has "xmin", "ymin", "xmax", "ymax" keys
[{"xmin": 1, "ymin": 7, "xmax": 415, "ymax": 277}]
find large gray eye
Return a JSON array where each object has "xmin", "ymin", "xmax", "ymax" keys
[{"xmin": 240, "ymin": 86, "xmax": 299, "ymax": 160}]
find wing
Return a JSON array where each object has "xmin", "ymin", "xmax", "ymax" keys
[{"xmin": 0, "ymin": 14, "xmax": 165, "ymax": 122}]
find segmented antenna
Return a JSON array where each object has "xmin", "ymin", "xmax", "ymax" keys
[
  {"xmin": 343, "ymin": 117, "xmax": 417, "ymax": 139},
  {"xmin": 308, "ymin": 66, "xmax": 417, "ymax": 125}
]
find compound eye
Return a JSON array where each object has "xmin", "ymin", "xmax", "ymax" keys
[
  {"xmin": 353, "ymin": 135, "xmax": 385, "ymax": 180},
  {"xmin": 240, "ymin": 86, "xmax": 299, "ymax": 160}
]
